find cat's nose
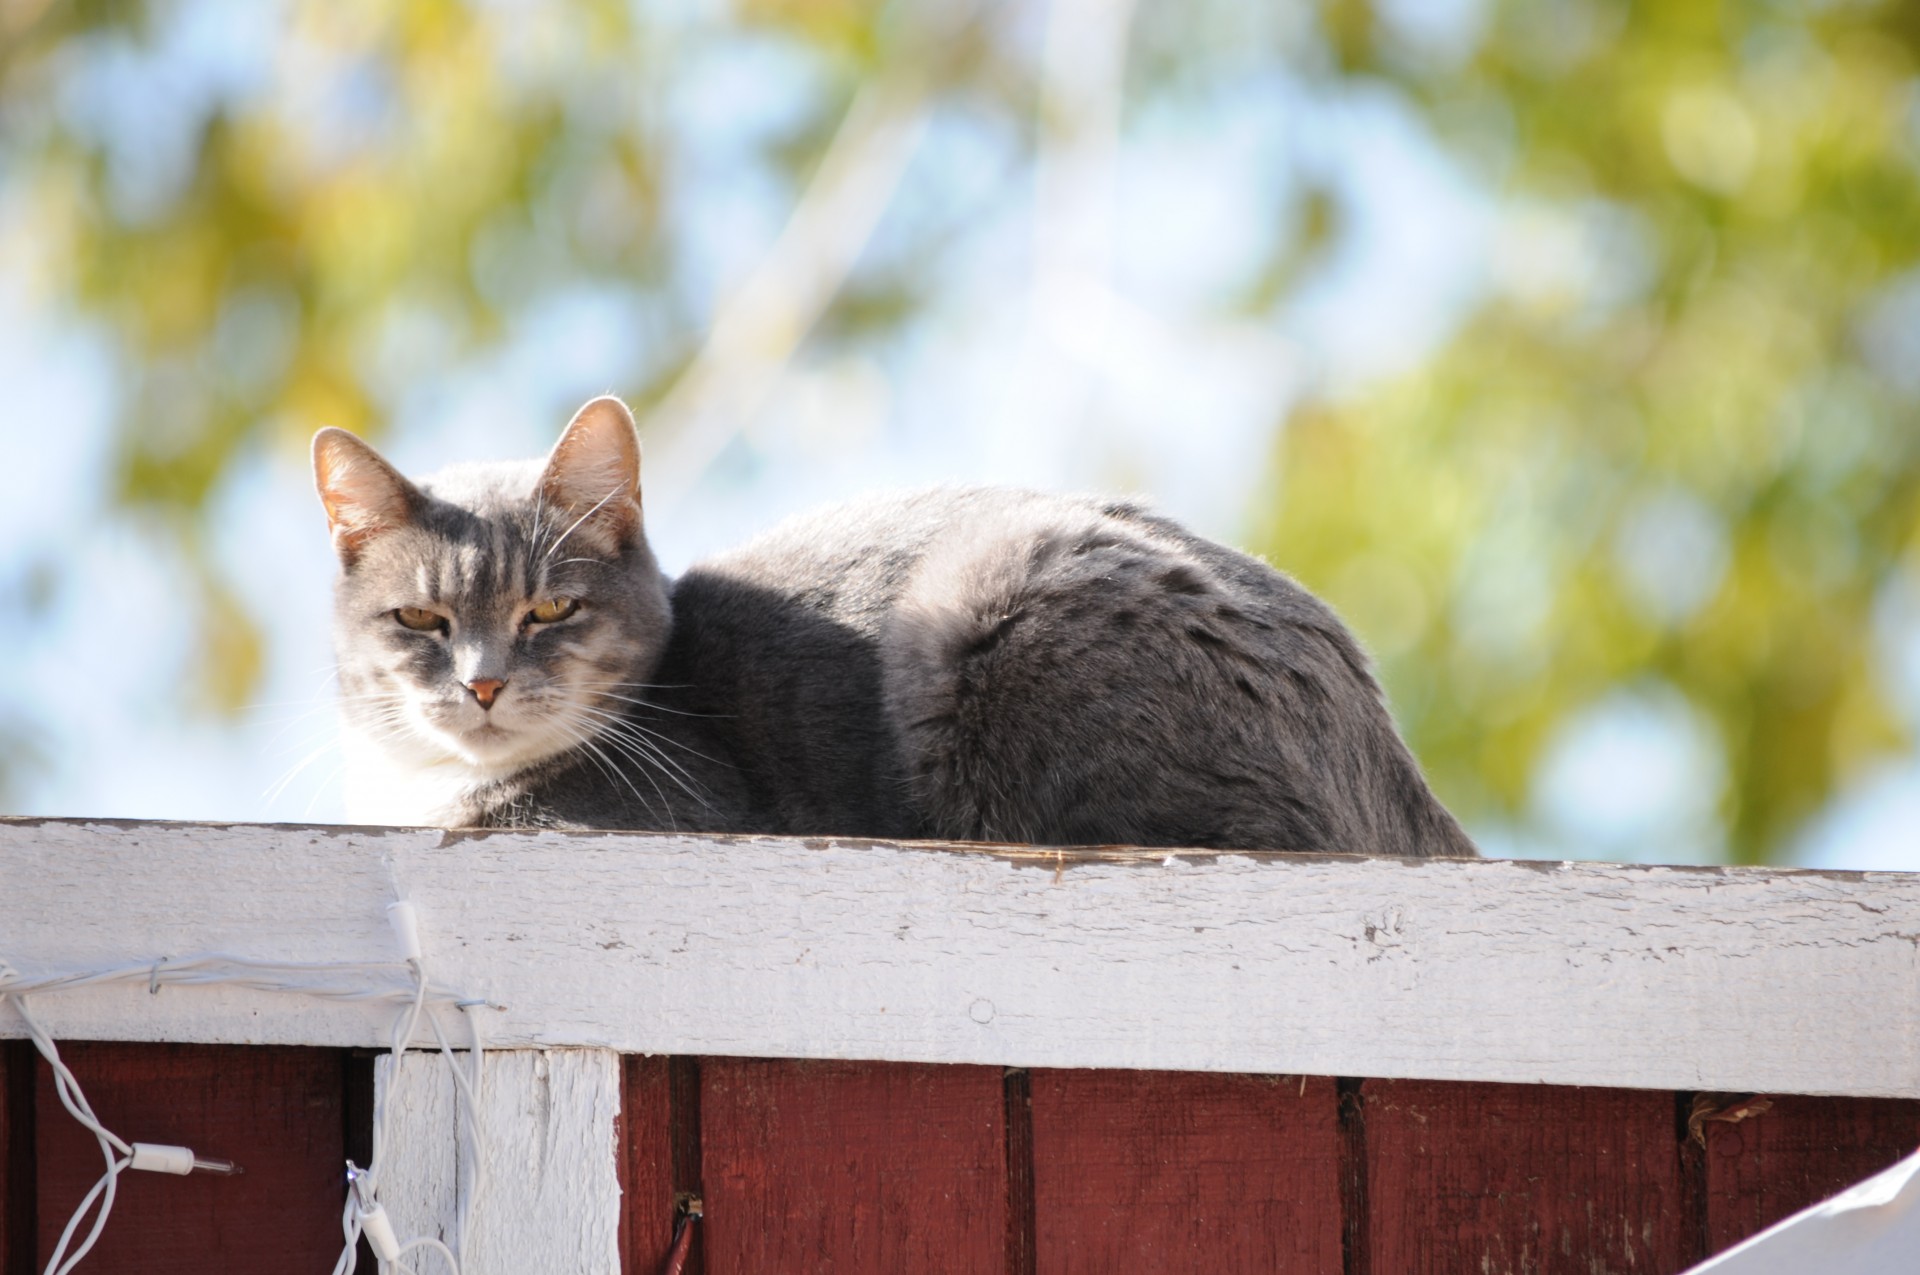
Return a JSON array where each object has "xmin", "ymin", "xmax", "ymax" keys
[{"xmin": 466, "ymin": 678, "xmax": 507, "ymax": 709}]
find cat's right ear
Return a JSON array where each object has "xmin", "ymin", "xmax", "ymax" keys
[{"xmin": 311, "ymin": 428, "xmax": 424, "ymax": 566}]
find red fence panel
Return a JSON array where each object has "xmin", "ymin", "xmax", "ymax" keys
[
  {"xmin": 1702, "ymin": 1092, "xmax": 1920, "ymax": 1252},
  {"xmin": 621, "ymin": 1055, "xmax": 678, "ymax": 1275},
  {"xmin": 33, "ymin": 1042, "xmax": 347, "ymax": 1274},
  {"xmin": 1360, "ymin": 1078, "xmax": 1690, "ymax": 1275},
  {"xmin": 697, "ymin": 1058, "xmax": 1006, "ymax": 1274},
  {"xmin": 1028, "ymin": 1069, "xmax": 1342, "ymax": 1274},
  {"xmin": 13, "ymin": 1043, "xmax": 1920, "ymax": 1274}
]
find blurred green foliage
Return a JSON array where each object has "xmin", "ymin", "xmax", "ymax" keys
[
  {"xmin": 1265, "ymin": 0, "xmax": 1920, "ymax": 860},
  {"xmin": 2, "ymin": 0, "xmax": 1916, "ymax": 859}
]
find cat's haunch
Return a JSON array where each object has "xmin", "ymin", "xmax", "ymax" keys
[{"xmin": 314, "ymin": 396, "xmax": 1475, "ymax": 857}]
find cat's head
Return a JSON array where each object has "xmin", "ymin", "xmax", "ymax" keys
[{"xmin": 312, "ymin": 396, "xmax": 671, "ymax": 780}]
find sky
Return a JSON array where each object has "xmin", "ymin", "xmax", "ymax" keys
[{"xmin": 1, "ymin": 0, "xmax": 1915, "ymax": 871}]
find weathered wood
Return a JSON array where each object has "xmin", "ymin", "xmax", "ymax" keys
[
  {"xmin": 1029, "ymin": 1070, "xmax": 1342, "ymax": 1273},
  {"xmin": 377, "ymin": 1047, "xmax": 622, "ymax": 1275},
  {"xmin": 1362, "ymin": 1079, "xmax": 1688, "ymax": 1275},
  {"xmin": 619, "ymin": 1055, "xmax": 675, "ymax": 1275},
  {"xmin": 4, "ymin": 818, "xmax": 1920, "ymax": 1097},
  {"xmin": 33, "ymin": 1043, "xmax": 344, "ymax": 1272},
  {"xmin": 698, "ymin": 1058, "xmax": 1006, "ymax": 1272},
  {"xmin": 1702, "ymin": 1094, "xmax": 1920, "ymax": 1254}
]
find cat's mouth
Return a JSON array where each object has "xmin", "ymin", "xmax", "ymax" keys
[
  {"xmin": 441, "ymin": 711, "xmax": 570, "ymax": 775},
  {"xmin": 454, "ymin": 718, "xmax": 520, "ymax": 754}
]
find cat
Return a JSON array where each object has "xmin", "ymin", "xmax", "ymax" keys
[{"xmin": 313, "ymin": 395, "xmax": 1475, "ymax": 857}]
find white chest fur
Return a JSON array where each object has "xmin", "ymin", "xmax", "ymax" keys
[{"xmin": 340, "ymin": 727, "xmax": 486, "ymax": 827}]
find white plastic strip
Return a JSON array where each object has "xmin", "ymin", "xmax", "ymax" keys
[{"xmin": 1684, "ymin": 1148, "xmax": 1920, "ymax": 1273}]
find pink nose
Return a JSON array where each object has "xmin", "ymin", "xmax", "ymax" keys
[{"xmin": 467, "ymin": 678, "xmax": 506, "ymax": 709}]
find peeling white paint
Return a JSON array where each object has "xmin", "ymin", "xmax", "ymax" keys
[{"xmin": 2, "ymin": 818, "xmax": 1917, "ymax": 1096}]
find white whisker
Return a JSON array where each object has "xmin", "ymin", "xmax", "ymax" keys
[{"xmin": 543, "ymin": 485, "xmax": 626, "ymax": 563}]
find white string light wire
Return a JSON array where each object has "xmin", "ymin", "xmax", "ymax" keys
[{"xmin": 0, "ymin": 902, "xmax": 495, "ymax": 1275}]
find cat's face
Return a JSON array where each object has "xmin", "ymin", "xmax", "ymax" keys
[{"xmin": 313, "ymin": 397, "xmax": 671, "ymax": 781}]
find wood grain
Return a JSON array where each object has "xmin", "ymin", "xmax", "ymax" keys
[
  {"xmin": 4, "ymin": 818, "xmax": 1918, "ymax": 1097},
  {"xmin": 34, "ymin": 1042, "xmax": 344, "ymax": 1274},
  {"xmin": 620, "ymin": 1055, "xmax": 676, "ymax": 1275},
  {"xmin": 1362, "ymin": 1079, "xmax": 1688, "ymax": 1275},
  {"xmin": 1029, "ymin": 1070, "xmax": 1342, "ymax": 1273},
  {"xmin": 378, "ymin": 1047, "xmax": 623, "ymax": 1275},
  {"xmin": 699, "ymin": 1058, "xmax": 1005, "ymax": 1273},
  {"xmin": 1702, "ymin": 1093, "xmax": 1920, "ymax": 1254}
]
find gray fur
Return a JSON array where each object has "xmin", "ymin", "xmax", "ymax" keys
[{"xmin": 317, "ymin": 407, "xmax": 1476, "ymax": 857}]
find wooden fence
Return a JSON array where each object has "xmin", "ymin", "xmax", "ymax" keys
[{"xmin": 3, "ymin": 818, "xmax": 1918, "ymax": 1272}]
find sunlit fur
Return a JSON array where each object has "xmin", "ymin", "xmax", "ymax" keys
[
  {"xmin": 318, "ymin": 400, "xmax": 1476, "ymax": 855},
  {"xmin": 323, "ymin": 438, "xmax": 675, "ymax": 825}
]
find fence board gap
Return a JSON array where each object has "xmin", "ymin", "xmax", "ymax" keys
[
  {"xmin": 1029, "ymin": 1069, "xmax": 1342, "ymax": 1273},
  {"xmin": 342, "ymin": 1050, "xmax": 377, "ymax": 1273},
  {"xmin": 699, "ymin": 1058, "xmax": 1006, "ymax": 1273},
  {"xmin": 1337, "ymin": 1077, "xmax": 1368, "ymax": 1275},
  {"xmin": 1701, "ymin": 1093, "xmax": 1920, "ymax": 1253},
  {"xmin": 669, "ymin": 1055, "xmax": 705, "ymax": 1275},
  {"xmin": 1003, "ymin": 1067, "xmax": 1036, "ymax": 1275},
  {"xmin": 1674, "ymin": 1091, "xmax": 1711, "ymax": 1268}
]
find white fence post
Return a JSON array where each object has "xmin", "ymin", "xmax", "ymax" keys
[{"xmin": 377, "ymin": 1047, "xmax": 624, "ymax": 1275}]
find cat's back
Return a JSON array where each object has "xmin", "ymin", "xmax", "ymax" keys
[
  {"xmin": 655, "ymin": 489, "xmax": 1035, "ymax": 838},
  {"xmin": 673, "ymin": 487, "xmax": 1472, "ymax": 857}
]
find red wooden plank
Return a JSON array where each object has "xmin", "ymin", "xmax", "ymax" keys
[
  {"xmin": 36, "ymin": 1043, "xmax": 345, "ymax": 1274},
  {"xmin": 1363, "ymin": 1079, "xmax": 1687, "ymax": 1274},
  {"xmin": 1, "ymin": 1042, "xmax": 13, "ymax": 1275},
  {"xmin": 3, "ymin": 1040, "xmax": 34, "ymax": 1275},
  {"xmin": 1702, "ymin": 1093, "xmax": 1920, "ymax": 1253},
  {"xmin": 620, "ymin": 1055, "xmax": 676, "ymax": 1275},
  {"xmin": 699, "ymin": 1058, "xmax": 1005, "ymax": 1273},
  {"xmin": 1029, "ymin": 1070, "xmax": 1342, "ymax": 1274}
]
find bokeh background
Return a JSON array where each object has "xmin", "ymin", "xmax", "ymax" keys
[{"xmin": 2, "ymin": 0, "xmax": 1917, "ymax": 868}]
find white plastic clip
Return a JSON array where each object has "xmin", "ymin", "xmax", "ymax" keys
[
  {"xmin": 347, "ymin": 1161, "xmax": 403, "ymax": 1262},
  {"xmin": 129, "ymin": 1143, "xmax": 240, "ymax": 1176},
  {"xmin": 129, "ymin": 1143, "xmax": 194, "ymax": 1175},
  {"xmin": 387, "ymin": 900, "xmax": 423, "ymax": 964}
]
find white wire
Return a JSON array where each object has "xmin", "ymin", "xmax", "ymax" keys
[
  {"xmin": 426, "ymin": 1002, "xmax": 490, "ymax": 1260},
  {"xmin": 12, "ymin": 994, "xmax": 134, "ymax": 1275},
  {"xmin": 1, "ymin": 938, "xmax": 491, "ymax": 1275},
  {"xmin": 396, "ymin": 1236, "xmax": 460, "ymax": 1273},
  {"xmin": 0, "ymin": 953, "xmax": 489, "ymax": 1008}
]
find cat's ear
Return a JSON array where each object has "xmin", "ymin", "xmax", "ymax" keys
[
  {"xmin": 538, "ymin": 396, "xmax": 643, "ymax": 551},
  {"xmin": 311, "ymin": 428, "xmax": 425, "ymax": 564}
]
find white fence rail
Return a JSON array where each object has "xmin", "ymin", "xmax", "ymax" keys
[{"xmin": 3, "ymin": 817, "xmax": 1917, "ymax": 1097}]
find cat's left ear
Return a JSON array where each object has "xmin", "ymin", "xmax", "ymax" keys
[{"xmin": 539, "ymin": 396, "xmax": 644, "ymax": 552}]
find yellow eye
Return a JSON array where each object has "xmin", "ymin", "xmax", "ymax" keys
[
  {"xmin": 527, "ymin": 597, "xmax": 579, "ymax": 624},
  {"xmin": 394, "ymin": 607, "xmax": 446, "ymax": 632}
]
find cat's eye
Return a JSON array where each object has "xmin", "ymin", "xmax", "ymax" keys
[
  {"xmin": 526, "ymin": 597, "xmax": 579, "ymax": 625},
  {"xmin": 394, "ymin": 606, "xmax": 446, "ymax": 633}
]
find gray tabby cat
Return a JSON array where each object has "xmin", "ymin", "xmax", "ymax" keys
[{"xmin": 313, "ymin": 396, "xmax": 1474, "ymax": 857}]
